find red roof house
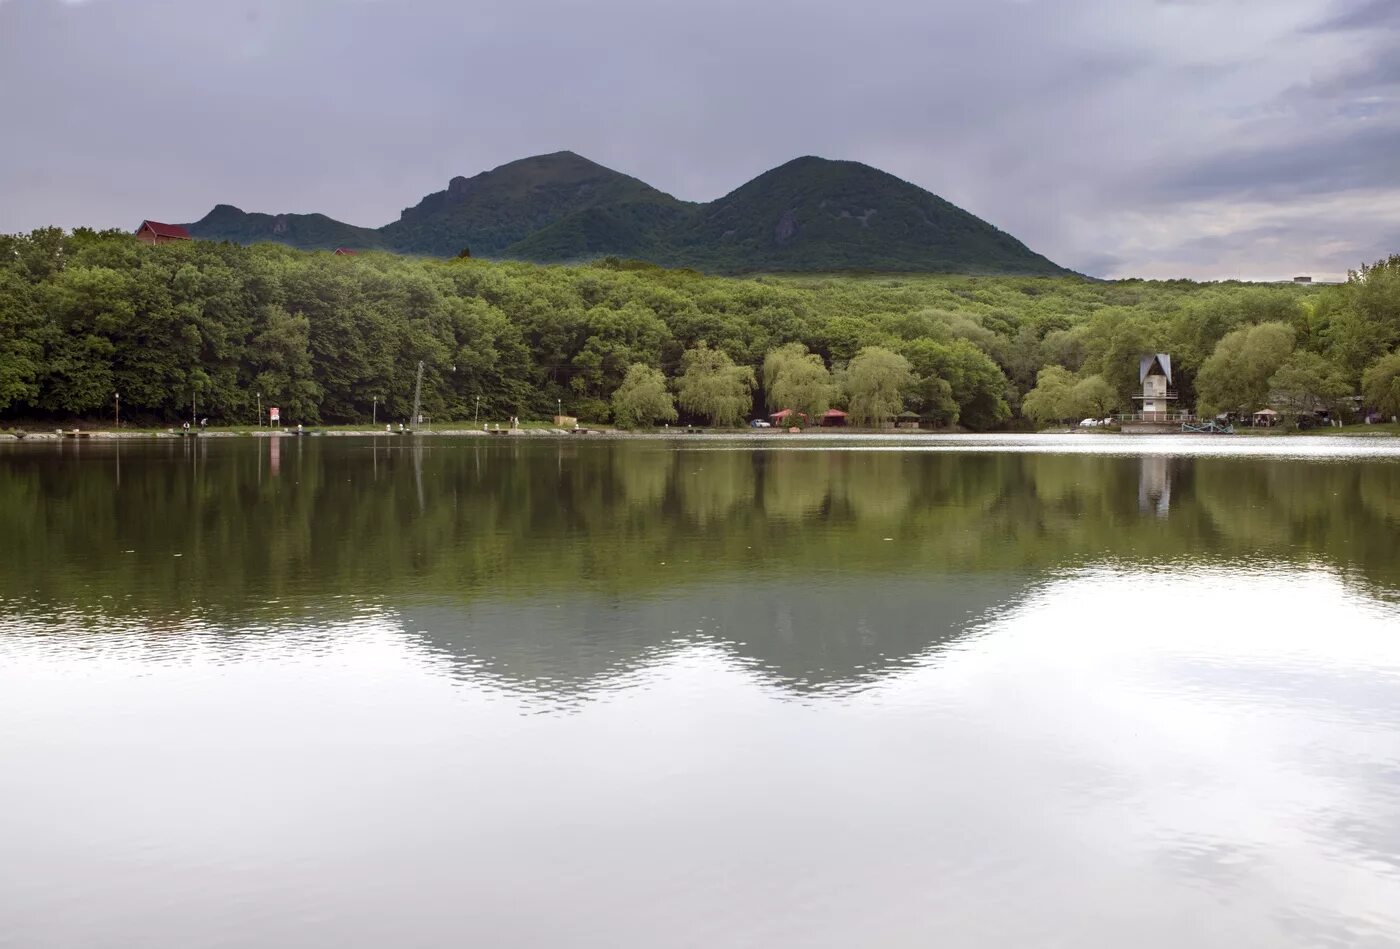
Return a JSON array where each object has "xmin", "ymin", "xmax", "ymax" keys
[{"xmin": 135, "ymin": 220, "xmax": 191, "ymax": 244}]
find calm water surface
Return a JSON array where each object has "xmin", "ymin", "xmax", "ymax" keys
[{"xmin": 2, "ymin": 435, "xmax": 1399, "ymax": 948}]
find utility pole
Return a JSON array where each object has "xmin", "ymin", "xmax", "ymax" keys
[{"xmin": 410, "ymin": 360, "xmax": 425, "ymax": 432}]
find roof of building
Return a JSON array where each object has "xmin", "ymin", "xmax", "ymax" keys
[
  {"xmin": 823, "ymin": 408, "xmax": 848, "ymax": 418},
  {"xmin": 333, "ymin": 247, "xmax": 358, "ymax": 256},
  {"xmin": 137, "ymin": 220, "xmax": 191, "ymax": 240},
  {"xmin": 1139, "ymin": 353, "xmax": 1173, "ymax": 386}
]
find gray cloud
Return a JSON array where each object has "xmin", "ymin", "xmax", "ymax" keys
[
  {"xmin": 1309, "ymin": 0, "xmax": 1400, "ymax": 31},
  {"xmin": 1160, "ymin": 124, "xmax": 1400, "ymax": 201},
  {"xmin": 0, "ymin": 0, "xmax": 1397, "ymax": 280}
]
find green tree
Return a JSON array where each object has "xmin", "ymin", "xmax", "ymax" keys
[
  {"xmin": 251, "ymin": 305, "xmax": 323, "ymax": 423},
  {"xmin": 900, "ymin": 338, "xmax": 1009, "ymax": 430},
  {"xmin": 843, "ymin": 347, "xmax": 912, "ymax": 427},
  {"xmin": 676, "ymin": 342, "xmax": 755, "ymax": 427},
  {"xmin": 611, "ymin": 364, "xmax": 677, "ymax": 429},
  {"xmin": 1072, "ymin": 374, "xmax": 1119, "ymax": 418},
  {"xmin": 1267, "ymin": 352, "xmax": 1350, "ymax": 420},
  {"xmin": 0, "ymin": 272, "xmax": 45, "ymax": 411},
  {"xmin": 1326, "ymin": 256, "xmax": 1400, "ymax": 377},
  {"xmin": 763, "ymin": 343, "xmax": 835, "ymax": 421},
  {"xmin": 1361, "ymin": 351, "xmax": 1400, "ymax": 420},
  {"xmin": 1021, "ymin": 366, "xmax": 1078, "ymax": 425},
  {"xmin": 1196, "ymin": 322, "xmax": 1295, "ymax": 416}
]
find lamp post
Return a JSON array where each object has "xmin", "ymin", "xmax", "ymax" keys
[
  {"xmin": 257, "ymin": 392, "xmax": 262, "ymax": 428},
  {"xmin": 372, "ymin": 396, "xmax": 378, "ymax": 426},
  {"xmin": 557, "ymin": 398, "xmax": 562, "ymax": 423},
  {"xmin": 475, "ymin": 395, "xmax": 481, "ymax": 426},
  {"xmin": 114, "ymin": 392, "xmax": 120, "ymax": 428}
]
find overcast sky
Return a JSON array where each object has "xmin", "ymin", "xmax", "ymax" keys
[{"xmin": 1, "ymin": 0, "xmax": 1396, "ymax": 280}]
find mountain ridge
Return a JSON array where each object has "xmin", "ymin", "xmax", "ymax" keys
[{"xmin": 182, "ymin": 152, "xmax": 1069, "ymax": 275}]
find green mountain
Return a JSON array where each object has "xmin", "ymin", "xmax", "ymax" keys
[
  {"xmin": 185, "ymin": 204, "xmax": 386, "ymax": 251},
  {"xmin": 182, "ymin": 152, "xmax": 1069, "ymax": 274},
  {"xmin": 661, "ymin": 156, "xmax": 1065, "ymax": 275},
  {"xmin": 379, "ymin": 151, "xmax": 688, "ymax": 257}
]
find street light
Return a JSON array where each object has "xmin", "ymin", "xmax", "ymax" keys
[
  {"xmin": 475, "ymin": 395, "xmax": 481, "ymax": 425},
  {"xmin": 557, "ymin": 397, "xmax": 562, "ymax": 422},
  {"xmin": 372, "ymin": 396, "xmax": 378, "ymax": 426},
  {"xmin": 257, "ymin": 391, "xmax": 262, "ymax": 428},
  {"xmin": 114, "ymin": 392, "xmax": 120, "ymax": 429}
]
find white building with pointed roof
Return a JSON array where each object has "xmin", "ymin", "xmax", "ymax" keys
[{"xmin": 1135, "ymin": 354, "xmax": 1178, "ymax": 421}]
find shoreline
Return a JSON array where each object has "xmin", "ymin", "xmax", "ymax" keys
[{"xmin": 3, "ymin": 425, "xmax": 1397, "ymax": 442}]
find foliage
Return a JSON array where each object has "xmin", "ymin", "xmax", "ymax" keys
[
  {"xmin": 900, "ymin": 338, "xmax": 1008, "ymax": 429},
  {"xmin": 1, "ymin": 228, "xmax": 1396, "ymax": 428},
  {"xmin": 187, "ymin": 205, "xmax": 386, "ymax": 251},
  {"xmin": 1073, "ymin": 375, "xmax": 1119, "ymax": 418},
  {"xmin": 1268, "ymin": 352, "xmax": 1349, "ymax": 419},
  {"xmin": 1196, "ymin": 323, "xmax": 1296, "ymax": 416},
  {"xmin": 1325, "ymin": 255, "xmax": 1400, "ymax": 378},
  {"xmin": 676, "ymin": 343, "xmax": 756, "ymax": 427},
  {"xmin": 1021, "ymin": 367, "xmax": 1078, "ymax": 425},
  {"xmin": 1362, "ymin": 351, "xmax": 1400, "ymax": 420},
  {"xmin": 763, "ymin": 343, "xmax": 835, "ymax": 420},
  {"xmin": 611, "ymin": 364, "xmax": 677, "ymax": 429},
  {"xmin": 843, "ymin": 347, "xmax": 913, "ymax": 426}
]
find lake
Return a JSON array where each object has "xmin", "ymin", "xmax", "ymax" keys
[{"xmin": 2, "ymin": 434, "xmax": 1399, "ymax": 948}]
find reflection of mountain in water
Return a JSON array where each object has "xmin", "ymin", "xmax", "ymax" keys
[{"xmin": 404, "ymin": 574, "xmax": 1026, "ymax": 698}]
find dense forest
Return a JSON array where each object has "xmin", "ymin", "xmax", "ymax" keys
[{"xmin": 1, "ymin": 227, "xmax": 1398, "ymax": 428}]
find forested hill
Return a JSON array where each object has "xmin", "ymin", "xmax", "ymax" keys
[
  {"xmin": 178, "ymin": 151, "xmax": 1069, "ymax": 275},
  {"xmin": 188, "ymin": 204, "xmax": 387, "ymax": 251},
  {"xmin": 3, "ymin": 228, "xmax": 1397, "ymax": 430}
]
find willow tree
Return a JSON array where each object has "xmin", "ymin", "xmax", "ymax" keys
[
  {"xmin": 843, "ymin": 346, "xmax": 912, "ymax": 427},
  {"xmin": 676, "ymin": 343, "xmax": 755, "ymax": 427},
  {"xmin": 763, "ymin": 343, "xmax": 834, "ymax": 422},
  {"xmin": 611, "ymin": 363, "xmax": 677, "ymax": 429},
  {"xmin": 1021, "ymin": 366, "xmax": 1077, "ymax": 425}
]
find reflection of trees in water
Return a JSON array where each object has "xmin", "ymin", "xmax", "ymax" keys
[{"xmin": 1, "ymin": 440, "xmax": 1398, "ymax": 629}]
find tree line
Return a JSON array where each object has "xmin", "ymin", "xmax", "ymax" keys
[{"xmin": 2, "ymin": 227, "xmax": 1398, "ymax": 427}]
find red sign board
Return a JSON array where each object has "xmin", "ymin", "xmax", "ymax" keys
[{"xmin": 269, "ymin": 406, "xmax": 280, "ymax": 422}]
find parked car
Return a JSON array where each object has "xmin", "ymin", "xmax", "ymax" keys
[{"xmin": 750, "ymin": 419, "xmax": 772, "ymax": 428}]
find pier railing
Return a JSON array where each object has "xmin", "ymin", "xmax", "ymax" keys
[{"xmin": 1115, "ymin": 412, "xmax": 1196, "ymax": 423}]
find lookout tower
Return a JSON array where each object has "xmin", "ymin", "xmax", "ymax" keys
[{"xmin": 1135, "ymin": 353, "xmax": 1177, "ymax": 422}]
